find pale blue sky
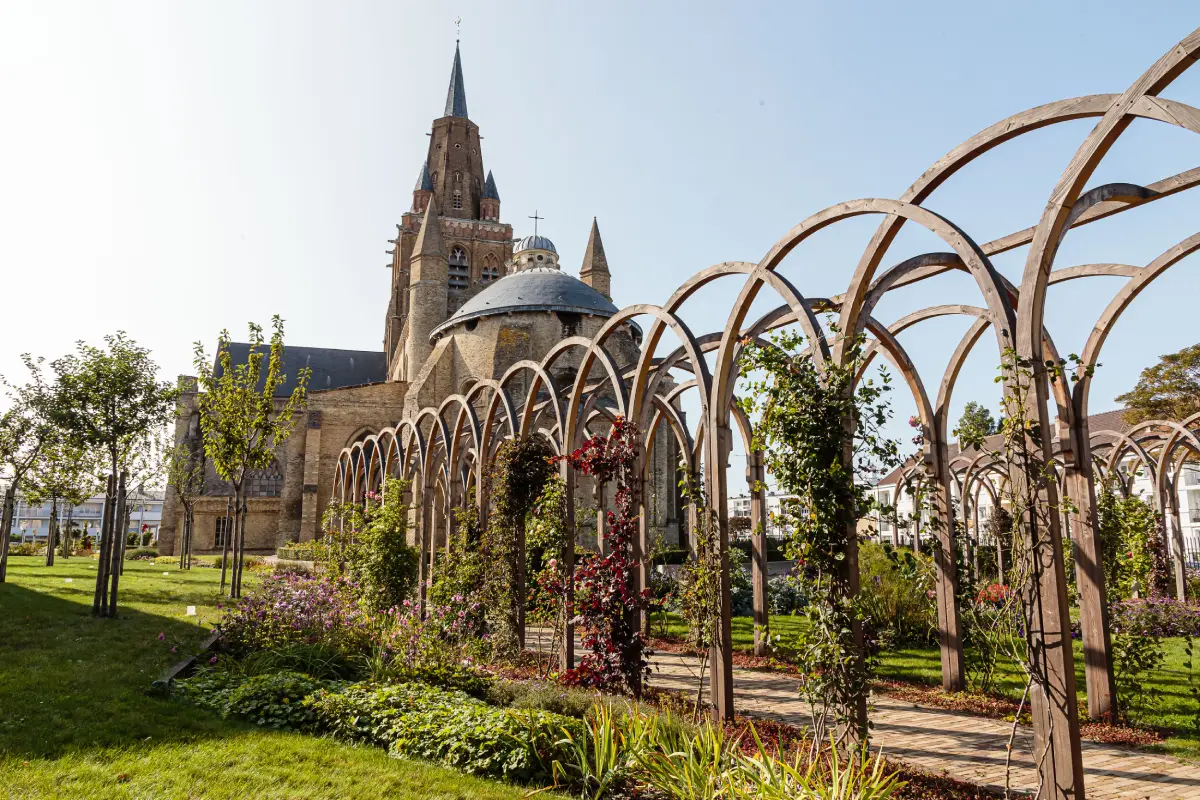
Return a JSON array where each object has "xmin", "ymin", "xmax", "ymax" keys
[{"xmin": 1, "ymin": 2, "xmax": 1197, "ymax": 483}]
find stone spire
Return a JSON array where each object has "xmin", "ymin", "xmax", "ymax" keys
[
  {"xmin": 405, "ymin": 200, "xmax": 448, "ymax": 381},
  {"xmin": 444, "ymin": 41, "xmax": 468, "ymax": 118},
  {"xmin": 412, "ymin": 198, "xmax": 446, "ymax": 266},
  {"xmin": 481, "ymin": 170, "xmax": 499, "ymax": 200},
  {"xmin": 412, "ymin": 159, "xmax": 433, "ymax": 212},
  {"xmin": 579, "ymin": 217, "xmax": 611, "ymax": 300},
  {"xmin": 480, "ymin": 170, "xmax": 500, "ymax": 221},
  {"xmin": 414, "ymin": 160, "xmax": 433, "ymax": 192}
]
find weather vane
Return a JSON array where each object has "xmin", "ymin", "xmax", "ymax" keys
[
  {"xmin": 455, "ymin": 16, "xmax": 461, "ymax": 42},
  {"xmin": 528, "ymin": 209, "xmax": 543, "ymax": 237}
]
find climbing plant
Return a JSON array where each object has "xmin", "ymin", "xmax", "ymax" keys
[
  {"xmin": 739, "ymin": 328, "xmax": 900, "ymax": 750},
  {"xmin": 560, "ymin": 416, "xmax": 651, "ymax": 695},
  {"xmin": 484, "ymin": 438, "xmax": 556, "ymax": 658}
]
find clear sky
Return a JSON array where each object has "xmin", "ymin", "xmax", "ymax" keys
[{"xmin": 1, "ymin": 1, "xmax": 1198, "ymax": 488}]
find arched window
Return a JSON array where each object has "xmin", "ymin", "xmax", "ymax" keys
[
  {"xmin": 452, "ymin": 190, "xmax": 463, "ymax": 210},
  {"xmin": 245, "ymin": 460, "xmax": 284, "ymax": 498},
  {"xmin": 481, "ymin": 254, "xmax": 500, "ymax": 283},
  {"xmin": 449, "ymin": 246, "xmax": 469, "ymax": 289}
]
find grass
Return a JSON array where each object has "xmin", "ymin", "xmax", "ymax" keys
[
  {"xmin": 0, "ymin": 555, "xmax": 559, "ymax": 799},
  {"xmin": 650, "ymin": 611, "xmax": 1200, "ymax": 761}
]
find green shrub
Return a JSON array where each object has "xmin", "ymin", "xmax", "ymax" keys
[
  {"xmin": 306, "ymin": 681, "xmax": 582, "ymax": 783},
  {"xmin": 177, "ymin": 669, "xmax": 330, "ymax": 730},
  {"xmin": 126, "ymin": 547, "xmax": 159, "ymax": 561},
  {"xmin": 8, "ymin": 542, "xmax": 43, "ymax": 556},
  {"xmin": 857, "ymin": 542, "xmax": 937, "ymax": 648}
]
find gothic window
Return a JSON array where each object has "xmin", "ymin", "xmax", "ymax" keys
[
  {"xmin": 452, "ymin": 190, "xmax": 463, "ymax": 210},
  {"xmin": 449, "ymin": 246, "xmax": 469, "ymax": 289},
  {"xmin": 453, "ymin": 171, "xmax": 462, "ymax": 182},
  {"xmin": 245, "ymin": 461, "xmax": 284, "ymax": 497},
  {"xmin": 214, "ymin": 517, "xmax": 231, "ymax": 548},
  {"xmin": 481, "ymin": 254, "xmax": 500, "ymax": 283}
]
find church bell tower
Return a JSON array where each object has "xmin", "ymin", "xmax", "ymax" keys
[{"xmin": 383, "ymin": 41, "xmax": 515, "ymax": 381}]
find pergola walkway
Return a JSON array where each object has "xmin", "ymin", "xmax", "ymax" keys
[
  {"xmin": 643, "ymin": 648, "xmax": 1196, "ymax": 799},
  {"xmin": 529, "ymin": 630, "xmax": 1198, "ymax": 798}
]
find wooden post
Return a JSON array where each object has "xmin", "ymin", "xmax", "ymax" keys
[
  {"xmin": 1007, "ymin": 368, "xmax": 1084, "ymax": 798},
  {"xmin": 928, "ymin": 429, "xmax": 966, "ymax": 692},
  {"xmin": 707, "ymin": 422, "xmax": 734, "ymax": 721},
  {"xmin": 747, "ymin": 450, "xmax": 770, "ymax": 656},
  {"xmin": 594, "ymin": 481, "xmax": 606, "ymax": 555},
  {"xmin": 560, "ymin": 459, "xmax": 575, "ymax": 671},
  {"xmin": 94, "ymin": 474, "xmax": 116, "ymax": 616},
  {"xmin": 107, "ymin": 472, "xmax": 127, "ymax": 617},
  {"xmin": 1064, "ymin": 417, "xmax": 1117, "ymax": 721}
]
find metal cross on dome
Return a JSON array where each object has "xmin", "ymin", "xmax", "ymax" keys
[{"xmin": 528, "ymin": 210, "xmax": 543, "ymax": 236}]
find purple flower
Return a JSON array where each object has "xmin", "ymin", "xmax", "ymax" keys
[{"xmin": 157, "ymin": 632, "xmax": 165, "ymax": 641}]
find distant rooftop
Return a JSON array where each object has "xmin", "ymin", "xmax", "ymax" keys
[{"xmin": 214, "ymin": 344, "xmax": 387, "ymax": 396}]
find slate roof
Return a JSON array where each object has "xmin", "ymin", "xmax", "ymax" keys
[
  {"xmin": 874, "ymin": 409, "xmax": 1135, "ymax": 486},
  {"xmin": 444, "ymin": 42, "xmax": 468, "ymax": 118},
  {"xmin": 482, "ymin": 170, "xmax": 500, "ymax": 200},
  {"xmin": 215, "ymin": 343, "xmax": 387, "ymax": 397},
  {"xmin": 430, "ymin": 266, "xmax": 618, "ymax": 340},
  {"xmin": 414, "ymin": 160, "xmax": 433, "ymax": 192}
]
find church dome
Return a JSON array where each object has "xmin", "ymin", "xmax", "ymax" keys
[
  {"xmin": 430, "ymin": 266, "xmax": 618, "ymax": 341},
  {"xmin": 516, "ymin": 234, "xmax": 557, "ymax": 254}
]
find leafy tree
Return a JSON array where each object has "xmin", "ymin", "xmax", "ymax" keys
[
  {"xmin": 193, "ymin": 316, "xmax": 309, "ymax": 598},
  {"xmin": 48, "ymin": 332, "xmax": 177, "ymax": 616},
  {"xmin": 0, "ymin": 356, "xmax": 56, "ymax": 581},
  {"xmin": 953, "ymin": 401, "xmax": 999, "ymax": 450},
  {"xmin": 164, "ymin": 436, "xmax": 206, "ymax": 569},
  {"xmin": 24, "ymin": 429, "xmax": 101, "ymax": 566},
  {"xmin": 1116, "ymin": 342, "xmax": 1200, "ymax": 424}
]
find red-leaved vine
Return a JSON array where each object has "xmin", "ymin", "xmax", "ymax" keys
[{"xmin": 559, "ymin": 416, "xmax": 651, "ymax": 694}]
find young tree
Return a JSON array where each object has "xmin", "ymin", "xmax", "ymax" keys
[
  {"xmin": 24, "ymin": 430, "xmax": 101, "ymax": 566},
  {"xmin": 0, "ymin": 356, "xmax": 55, "ymax": 582},
  {"xmin": 164, "ymin": 438, "xmax": 206, "ymax": 569},
  {"xmin": 194, "ymin": 316, "xmax": 309, "ymax": 598},
  {"xmin": 1116, "ymin": 342, "xmax": 1200, "ymax": 424},
  {"xmin": 48, "ymin": 333, "xmax": 177, "ymax": 617},
  {"xmin": 953, "ymin": 401, "xmax": 999, "ymax": 450}
]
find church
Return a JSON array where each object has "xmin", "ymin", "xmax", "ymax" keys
[{"xmin": 158, "ymin": 43, "xmax": 682, "ymax": 557}]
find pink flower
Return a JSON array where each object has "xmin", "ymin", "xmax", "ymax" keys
[
  {"xmin": 209, "ymin": 655, "xmax": 218, "ymax": 664},
  {"xmin": 170, "ymin": 646, "xmax": 177, "ymax": 653},
  {"xmin": 157, "ymin": 632, "xmax": 165, "ymax": 641}
]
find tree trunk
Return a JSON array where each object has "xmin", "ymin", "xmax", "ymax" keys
[
  {"xmin": 45, "ymin": 496, "xmax": 57, "ymax": 567},
  {"xmin": 186, "ymin": 508, "xmax": 194, "ymax": 569},
  {"xmin": 179, "ymin": 506, "xmax": 190, "ymax": 570},
  {"xmin": 0, "ymin": 487, "xmax": 15, "ymax": 583},
  {"xmin": 117, "ymin": 500, "xmax": 132, "ymax": 576},
  {"xmin": 94, "ymin": 473, "xmax": 116, "ymax": 616},
  {"xmin": 233, "ymin": 493, "xmax": 247, "ymax": 597},
  {"xmin": 219, "ymin": 499, "xmax": 232, "ymax": 595},
  {"xmin": 107, "ymin": 472, "xmax": 127, "ymax": 617}
]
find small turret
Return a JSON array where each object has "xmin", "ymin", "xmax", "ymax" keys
[
  {"xmin": 579, "ymin": 217, "xmax": 611, "ymax": 300},
  {"xmin": 412, "ymin": 160, "xmax": 433, "ymax": 213},
  {"xmin": 481, "ymin": 171, "xmax": 500, "ymax": 221}
]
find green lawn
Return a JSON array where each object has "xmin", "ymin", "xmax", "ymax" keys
[
  {"xmin": 651, "ymin": 611, "xmax": 1200, "ymax": 760},
  {"xmin": 0, "ymin": 556, "xmax": 558, "ymax": 799}
]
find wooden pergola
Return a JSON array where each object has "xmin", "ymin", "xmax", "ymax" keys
[{"xmin": 332, "ymin": 27, "xmax": 1200, "ymax": 799}]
